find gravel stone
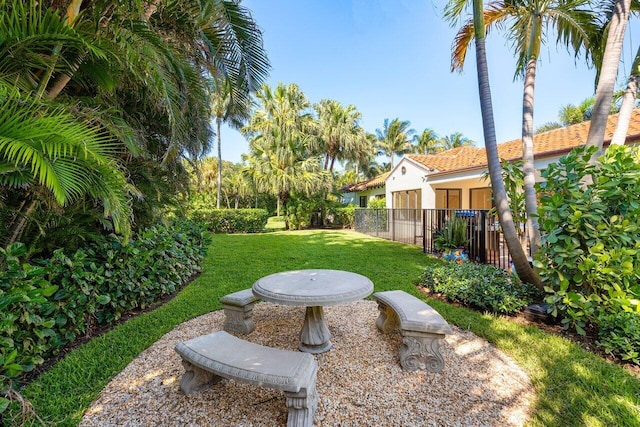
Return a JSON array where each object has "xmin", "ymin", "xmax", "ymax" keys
[{"xmin": 81, "ymin": 301, "xmax": 534, "ymax": 426}]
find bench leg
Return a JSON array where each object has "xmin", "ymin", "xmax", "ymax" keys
[
  {"xmin": 179, "ymin": 360, "xmax": 224, "ymax": 395},
  {"xmin": 399, "ymin": 331, "xmax": 446, "ymax": 372},
  {"xmin": 222, "ymin": 303, "xmax": 256, "ymax": 335},
  {"xmin": 284, "ymin": 377, "xmax": 318, "ymax": 427},
  {"xmin": 375, "ymin": 302, "xmax": 400, "ymax": 333}
]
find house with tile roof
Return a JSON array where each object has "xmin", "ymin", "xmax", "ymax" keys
[
  {"xmin": 385, "ymin": 109, "xmax": 640, "ymax": 211},
  {"xmin": 339, "ymin": 172, "xmax": 388, "ymax": 207}
]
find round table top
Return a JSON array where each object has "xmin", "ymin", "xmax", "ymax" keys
[{"xmin": 252, "ymin": 269, "xmax": 374, "ymax": 307}]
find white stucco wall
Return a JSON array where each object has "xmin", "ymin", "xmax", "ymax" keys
[
  {"xmin": 385, "ymin": 153, "xmax": 565, "ymax": 209},
  {"xmin": 358, "ymin": 187, "xmax": 385, "ymax": 205},
  {"xmin": 385, "ymin": 158, "xmax": 432, "ymax": 209}
]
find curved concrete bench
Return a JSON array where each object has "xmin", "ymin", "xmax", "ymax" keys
[
  {"xmin": 220, "ymin": 289, "xmax": 260, "ymax": 335},
  {"xmin": 175, "ymin": 331, "xmax": 318, "ymax": 427},
  {"xmin": 373, "ymin": 290, "xmax": 452, "ymax": 372}
]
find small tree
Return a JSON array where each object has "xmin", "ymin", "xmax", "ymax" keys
[{"xmin": 535, "ymin": 145, "xmax": 640, "ymax": 364}]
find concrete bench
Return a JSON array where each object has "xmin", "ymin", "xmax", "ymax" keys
[
  {"xmin": 175, "ymin": 331, "xmax": 318, "ymax": 427},
  {"xmin": 373, "ymin": 290, "xmax": 452, "ymax": 372},
  {"xmin": 220, "ymin": 289, "xmax": 260, "ymax": 335}
]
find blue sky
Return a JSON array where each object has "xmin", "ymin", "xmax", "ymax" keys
[{"xmin": 216, "ymin": 0, "xmax": 640, "ymax": 164}]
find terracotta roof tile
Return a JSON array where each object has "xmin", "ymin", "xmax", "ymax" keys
[
  {"xmin": 340, "ymin": 172, "xmax": 390, "ymax": 192},
  {"xmin": 407, "ymin": 109, "xmax": 640, "ymax": 173}
]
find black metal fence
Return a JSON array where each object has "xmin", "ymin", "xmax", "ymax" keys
[{"xmin": 354, "ymin": 208, "xmax": 518, "ymax": 270}]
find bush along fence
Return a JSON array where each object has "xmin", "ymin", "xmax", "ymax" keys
[
  {"xmin": 189, "ymin": 208, "xmax": 269, "ymax": 233},
  {"xmin": 0, "ymin": 221, "xmax": 209, "ymax": 410},
  {"xmin": 420, "ymin": 263, "xmax": 543, "ymax": 315}
]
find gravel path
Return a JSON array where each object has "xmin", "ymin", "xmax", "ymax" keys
[{"xmin": 81, "ymin": 300, "xmax": 534, "ymax": 426}]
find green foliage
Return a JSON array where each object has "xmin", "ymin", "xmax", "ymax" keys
[
  {"xmin": 0, "ymin": 243, "xmax": 57, "ymax": 385},
  {"xmin": 368, "ymin": 197, "xmax": 386, "ymax": 209},
  {"xmin": 535, "ymin": 145, "xmax": 640, "ymax": 363},
  {"xmin": 420, "ymin": 262, "xmax": 542, "ymax": 314},
  {"xmin": 0, "ymin": 221, "xmax": 207, "ymax": 394},
  {"xmin": 483, "ymin": 159, "xmax": 526, "ymax": 234},
  {"xmin": 14, "ymin": 231, "xmax": 640, "ymax": 426},
  {"xmin": 434, "ymin": 216, "xmax": 469, "ymax": 251},
  {"xmin": 285, "ymin": 200, "xmax": 315, "ymax": 230},
  {"xmin": 596, "ymin": 311, "xmax": 639, "ymax": 364},
  {"xmin": 333, "ymin": 205, "xmax": 357, "ymax": 228},
  {"xmin": 190, "ymin": 208, "xmax": 268, "ymax": 233}
]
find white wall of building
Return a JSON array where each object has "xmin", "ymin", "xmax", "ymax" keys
[
  {"xmin": 358, "ymin": 187, "xmax": 385, "ymax": 206},
  {"xmin": 385, "ymin": 158, "xmax": 431, "ymax": 208}
]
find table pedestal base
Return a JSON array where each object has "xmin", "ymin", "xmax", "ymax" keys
[{"xmin": 299, "ymin": 306, "xmax": 332, "ymax": 354}]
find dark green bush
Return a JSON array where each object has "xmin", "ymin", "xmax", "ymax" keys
[
  {"xmin": 286, "ymin": 201, "xmax": 315, "ymax": 230},
  {"xmin": 190, "ymin": 208, "xmax": 268, "ymax": 233},
  {"xmin": 596, "ymin": 311, "xmax": 639, "ymax": 364},
  {"xmin": 420, "ymin": 262, "xmax": 542, "ymax": 315},
  {"xmin": 0, "ymin": 244, "xmax": 58, "ymax": 385},
  {"xmin": 333, "ymin": 205, "xmax": 356, "ymax": 228},
  {"xmin": 535, "ymin": 145, "xmax": 640, "ymax": 365},
  {"xmin": 0, "ymin": 221, "xmax": 208, "ymax": 394}
]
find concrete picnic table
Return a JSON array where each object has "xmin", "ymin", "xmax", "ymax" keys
[{"xmin": 252, "ymin": 269, "xmax": 374, "ymax": 353}]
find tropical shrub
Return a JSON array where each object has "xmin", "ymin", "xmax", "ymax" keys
[
  {"xmin": 420, "ymin": 262, "xmax": 542, "ymax": 314},
  {"xmin": 190, "ymin": 208, "xmax": 268, "ymax": 233},
  {"xmin": 434, "ymin": 216, "xmax": 469, "ymax": 251},
  {"xmin": 596, "ymin": 311, "xmax": 639, "ymax": 364},
  {"xmin": 535, "ymin": 145, "xmax": 640, "ymax": 363},
  {"xmin": 286, "ymin": 201, "xmax": 315, "ymax": 230},
  {"xmin": 0, "ymin": 244, "xmax": 58, "ymax": 389},
  {"xmin": 368, "ymin": 197, "xmax": 386, "ymax": 209},
  {"xmin": 0, "ymin": 221, "xmax": 208, "ymax": 397},
  {"xmin": 333, "ymin": 205, "xmax": 357, "ymax": 228}
]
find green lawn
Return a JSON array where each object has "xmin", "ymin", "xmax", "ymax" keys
[{"xmin": 19, "ymin": 230, "xmax": 640, "ymax": 426}]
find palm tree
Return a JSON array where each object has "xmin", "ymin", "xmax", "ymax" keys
[
  {"xmin": 210, "ymin": 77, "xmax": 253, "ymax": 208},
  {"xmin": 312, "ymin": 100, "xmax": 370, "ymax": 172},
  {"xmin": 585, "ymin": 0, "xmax": 632, "ymax": 158},
  {"xmin": 535, "ymin": 121, "xmax": 563, "ymax": 133},
  {"xmin": 611, "ymin": 46, "xmax": 640, "ymax": 145},
  {"xmin": 0, "ymin": 0, "xmax": 269, "ymax": 249},
  {"xmin": 412, "ymin": 129, "xmax": 443, "ymax": 154},
  {"xmin": 0, "ymin": 89, "xmax": 134, "ymax": 245},
  {"xmin": 448, "ymin": 0, "xmax": 594, "ymax": 256},
  {"xmin": 375, "ymin": 118, "xmax": 415, "ymax": 169},
  {"xmin": 242, "ymin": 83, "xmax": 330, "ymax": 216},
  {"xmin": 439, "ymin": 132, "xmax": 475, "ymax": 149},
  {"xmin": 559, "ymin": 97, "xmax": 596, "ymax": 124},
  {"xmin": 446, "ymin": 0, "xmax": 542, "ymax": 288}
]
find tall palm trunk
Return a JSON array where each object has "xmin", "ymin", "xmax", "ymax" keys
[
  {"xmin": 611, "ymin": 45, "xmax": 640, "ymax": 145},
  {"xmin": 472, "ymin": 0, "xmax": 542, "ymax": 289},
  {"xmin": 522, "ymin": 58, "xmax": 541, "ymax": 255},
  {"xmin": 216, "ymin": 117, "xmax": 223, "ymax": 209},
  {"xmin": 585, "ymin": 0, "xmax": 631, "ymax": 159}
]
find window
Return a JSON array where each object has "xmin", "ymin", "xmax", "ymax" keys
[
  {"xmin": 359, "ymin": 196, "xmax": 368, "ymax": 208},
  {"xmin": 470, "ymin": 188, "xmax": 493, "ymax": 209},
  {"xmin": 392, "ymin": 189, "xmax": 421, "ymax": 209},
  {"xmin": 392, "ymin": 189, "xmax": 421, "ymax": 220},
  {"xmin": 435, "ymin": 189, "xmax": 461, "ymax": 209}
]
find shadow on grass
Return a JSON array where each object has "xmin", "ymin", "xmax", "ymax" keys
[{"xmin": 426, "ymin": 298, "xmax": 640, "ymax": 427}]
